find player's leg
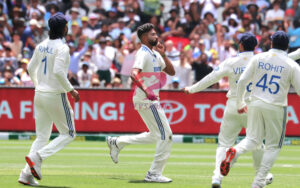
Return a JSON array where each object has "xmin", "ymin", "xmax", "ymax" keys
[
  {"xmin": 20, "ymin": 93, "xmax": 53, "ymax": 181},
  {"xmin": 221, "ymin": 101, "xmax": 265, "ymax": 176},
  {"xmin": 37, "ymin": 93, "xmax": 76, "ymax": 160},
  {"xmin": 116, "ymin": 106, "xmax": 162, "ymax": 147},
  {"xmin": 252, "ymin": 105, "xmax": 287, "ymax": 188},
  {"xmin": 145, "ymin": 104, "xmax": 172, "ymax": 182},
  {"xmin": 212, "ymin": 103, "xmax": 244, "ymax": 186},
  {"xmin": 251, "ymin": 145, "xmax": 264, "ymax": 174},
  {"xmin": 108, "ymin": 103, "xmax": 164, "ymax": 164},
  {"xmin": 235, "ymin": 101, "xmax": 265, "ymax": 155}
]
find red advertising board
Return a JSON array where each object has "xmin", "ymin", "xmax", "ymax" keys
[{"xmin": 0, "ymin": 87, "xmax": 300, "ymax": 136}]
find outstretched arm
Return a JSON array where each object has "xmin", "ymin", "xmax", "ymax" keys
[
  {"xmin": 184, "ymin": 61, "xmax": 229, "ymax": 94},
  {"xmin": 288, "ymin": 48, "xmax": 300, "ymax": 61}
]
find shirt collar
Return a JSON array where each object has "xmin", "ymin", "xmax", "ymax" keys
[
  {"xmin": 269, "ymin": 48, "xmax": 288, "ymax": 56},
  {"xmin": 238, "ymin": 51, "xmax": 254, "ymax": 57},
  {"xmin": 141, "ymin": 44, "xmax": 156, "ymax": 57},
  {"xmin": 48, "ymin": 37, "xmax": 64, "ymax": 43}
]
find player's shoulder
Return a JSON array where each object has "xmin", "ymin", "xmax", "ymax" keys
[
  {"xmin": 36, "ymin": 38, "xmax": 49, "ymax": 48},
  {"xmin": 255, "ymin": 51, "xmax": 267, "ymax": 58},
  {"xmin": 219, "ymin": 56, "xmax": 237, "ymax": 67},
  {"xmin": 57, "ymin": 41, "xmax": 70, "ymax": 53},
  {"xmin": 251, "ymin": 52, "xmax": 267, "ymax": 62},
  {"xmin": 285, "ymin": 56, "xmax": 299, "ymax": 68},
  {"xmin": 136, "ymin": 46, "xmax": 151, "ymax": 57},
  {"xmin": 227, "ymin": 55, "xmax": 240, "ymax": 64}
]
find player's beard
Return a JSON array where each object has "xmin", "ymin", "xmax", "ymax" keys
[{"xmin": 149, "ymin": 38, "xmax": 158, "ymax": 46}]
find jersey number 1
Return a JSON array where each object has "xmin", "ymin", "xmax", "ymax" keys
[{"xmin": 42, "ymin": 56, "xmax": 47, "ymax": 74}]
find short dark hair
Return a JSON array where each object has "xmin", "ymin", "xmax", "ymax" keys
[
  {"xmin": 272, "ymin": 41, "xmax": 289, "ymax": 51},
  {"xmin": 137, "ymin": 23, "xmax": 154, "ymax": 40},
  {"xmin": 271, "ymin": 31, "xmax": 289, "ymax": 51},
  {"xmin": 238, "ymin": 33, "xmax": 257, "ymax": 51},
  {"xmin": 49, "ymin": 27, "xmax": 66, "ymax": 39}
]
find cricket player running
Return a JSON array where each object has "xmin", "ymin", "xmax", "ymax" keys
[
  {"xmin": 107, "ymin": 23, "xmax": 175, "ymax": 182},
  {"xmin": 220, "ymin": 31, "xmax": 300, "ymax": 188},
  {"xmin": 183, "ymin": 33, "xmax": 272, "ymax": 188},
  {"xmin": 18, "ymin": 13, "xmax": 80, "ymax": 186}
]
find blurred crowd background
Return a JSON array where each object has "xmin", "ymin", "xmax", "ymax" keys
[{"xmin": 0, "ymin": 0, "xmax": 299, "ymax": 89}]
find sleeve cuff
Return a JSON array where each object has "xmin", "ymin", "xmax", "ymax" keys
[{"xmin": 186, "ymin": 86, "xmax": 195, "ymax": 94}]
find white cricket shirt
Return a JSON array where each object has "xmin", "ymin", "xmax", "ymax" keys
[
  {"xmin": 132, "ymin": 44, "xmax": 166, "ymax": 104},
  {"xmin": 237, "ymin": 49, "xmax": 300, "ymax": 109},
  {"xmin": 28, "ymin": 38, "xmax": 74, "ymax": 93}
]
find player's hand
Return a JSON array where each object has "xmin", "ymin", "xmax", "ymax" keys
[
  {"xmin": 155, "ymin": 42, "xmax": 165, "ymax": 56},
  {"xmin": 145, "ymin": 88, "xmax": 158, "ymax": 101},
  {"xmin": 237, "ymin": 106, "xmax": 248, "ymax": 114},
  {"xmin": 70, "ymin": 89, "xmax": 80, "ymax": 102},
  {"xmin": 182, "ymin": 87, "xmax": 191, "ymax": 94}
]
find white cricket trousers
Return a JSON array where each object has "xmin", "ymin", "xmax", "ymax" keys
[
  {"xmin": 234, "ymin": 99, "xmax": 287, "ymax": 187},
  {"xmin": 213, "ymin": 98, "xmax": 264, "ymax": 183},
  {"xmin": 22, "ymin": 92, "xmax": 76, "ymax": 175},
  {"xmin": 117, "ymin": 103, "xmax": 173, "ymax": 175}
]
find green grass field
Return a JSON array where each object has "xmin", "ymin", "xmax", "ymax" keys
[{"xmin": 0, "ymin": 140, "xmax": 300, "ymax": 188}]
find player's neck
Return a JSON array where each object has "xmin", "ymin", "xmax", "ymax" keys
[{"xmin": 143, "ymin": 43, "xmax": 153, "ymax": 50}]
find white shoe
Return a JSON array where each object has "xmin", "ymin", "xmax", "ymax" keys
[
  {"xmin": 25, "ymin": 153, "xmax": 42, "ymax": 180},
  {"xmin": 107, "ymin": 136, "xmax": 120, "ymax": 164},
  {"xmin": 18, "ymin": 171, "xmax": 39, "ymax": 186},
  {"xmin": 211, "ymin": 179, "xmax": 221, "ymax": 188},
  {"xmin": 144, "ymin": 172, "xmax": 172, "ymax": 183},
  {"xmin": 265, "ymin": 173, "xmax": 273, "ymax": 185}
]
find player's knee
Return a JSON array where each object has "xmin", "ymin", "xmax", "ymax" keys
[
  {"xmin": 36, "ymin": 135, "xmax": 50, "ymax": 144},
  {"xmin": 64, "ymin": 131, "xmax": 76, "ymax": 143},
  {"xmin": 164, "ymin": 129, "xmax": 172, "ymax": 141},
  {"xmin": 70, "ymin": 132, "xmax": 76, "ymax": 141},
  {"xmin": 151, "ymin": 132, "xmax": 162, "ymax": 141},
  {"xmin": 218, "ymin": 142, "xmax": 232, "ymax": 148}
]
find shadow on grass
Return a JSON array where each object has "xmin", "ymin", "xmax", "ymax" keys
[
  {"xmin": 107, "ymin": 177, "xmax": 146, "ymax": 183},
  {"xmin": 108, "ymin": 176, "xmax": 172, "ymax": 184},
  {"xmin": 129, "ymin": 180, "xmax": 172, "ymax": 184},
  {"xmin": 128, "ymin": 180, "xmax": 147, "ymax": 183}
]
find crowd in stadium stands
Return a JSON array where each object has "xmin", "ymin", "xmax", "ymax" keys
[{"xmin": 0, "ymin": 0, "xmax": 299, "ymax": 89}]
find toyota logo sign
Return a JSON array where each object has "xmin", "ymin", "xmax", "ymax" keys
[{"xmin": 160, "ymin": 100, "xmax": 187, "ymax": 125}]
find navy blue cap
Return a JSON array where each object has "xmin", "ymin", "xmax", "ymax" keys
[
  {"xmin": 48, "ymin": 12, "xmax": 68, "ymax": 30},
  {"xmin": 238, "ymin": 32, "xmax": 257, "ymax": 51},
  {"xmin": 271, "ymin": 31, "xmax": 289, "ymax": 50}
]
